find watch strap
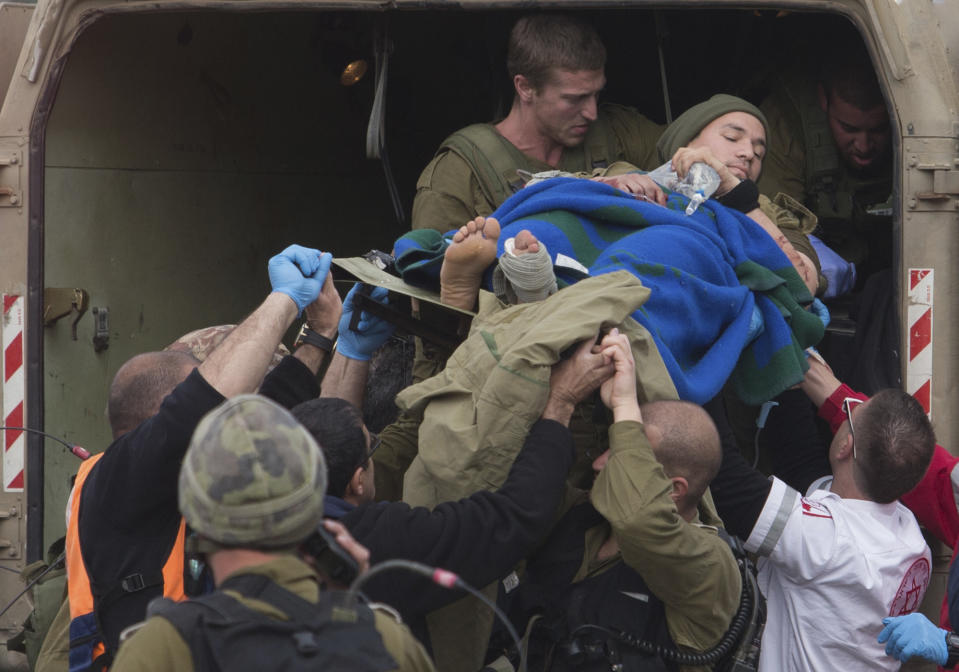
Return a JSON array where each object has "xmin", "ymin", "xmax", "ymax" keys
[
  {"xmin": 294, "ymin": 324, "xmax": 337, "ymax": 352},
  {"xmin": 945, "ymin": 631, "xmax": 959, "ymax": 668}
]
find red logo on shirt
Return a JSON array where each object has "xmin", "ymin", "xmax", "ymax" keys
[
  {"xmin": 889, "ymin": 558, "xmax": 931, "ymax": 616},
  {"xmin": 800, "ymin": 499, "xmax": 832, "ymax": 519}
]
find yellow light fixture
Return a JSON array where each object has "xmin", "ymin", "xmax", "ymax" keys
[{"xmin": 340, "ymin": 60, "xmax": 368, "ymax": 86}]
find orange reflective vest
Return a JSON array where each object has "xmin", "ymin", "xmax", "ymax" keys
[{"xmin": 66, "ymin": 453, "xmax": 185, "ymax": 672}]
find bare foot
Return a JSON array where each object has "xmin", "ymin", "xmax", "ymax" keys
[
  {"xmin": 440, "ymin": 216, "xmax": 501, "ymax": 310},
  {"xmin": 513, "ymin": 229, "xmax": 540, "ymax": 255}
]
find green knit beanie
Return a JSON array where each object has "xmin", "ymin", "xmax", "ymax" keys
[{"xmin": 656, "ymin": 94, "xmax": 769, "ymax": 164}]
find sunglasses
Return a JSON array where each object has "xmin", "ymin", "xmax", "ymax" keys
[
  {"xmin": 842, "ymin": 397, "xmax": 865, "ymax": 460},
  {"xmin": 356, "ymin": 432, "xmax": 380, "ymax": 471}
]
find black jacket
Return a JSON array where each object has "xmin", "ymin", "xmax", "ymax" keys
[
  {"xmin": 77, "ymin": 356, "xmax": 319, "ymax": 656},
  {"xmin": 337, "ymin": 419, "xmax": 575, "ymax": 642}
]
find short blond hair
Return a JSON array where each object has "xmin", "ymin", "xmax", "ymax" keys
[{"xmin": 507, "ymin": 15, "xmax": 606, "ymax": 90}]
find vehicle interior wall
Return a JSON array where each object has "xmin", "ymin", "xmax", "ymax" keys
[
  {"xmin": 40, "ymin": 10, "xmax": 400, "ymax": 545},
  {"xmin": 39, "ymin": 6, "xmax": 892, "ymax": 545}
]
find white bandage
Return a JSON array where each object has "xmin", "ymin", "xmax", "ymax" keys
[{"xmin": 491, "ymin": 236, "xmax": 558, "ymax": 304}]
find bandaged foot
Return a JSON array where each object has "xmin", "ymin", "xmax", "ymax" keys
[
  {"xmin": 492, "ymin": 229, "xmax": 558, "ymax": 304},
  {"xmin": 440, "ymin": 216, "xmax": 500, "ymax": 310}
]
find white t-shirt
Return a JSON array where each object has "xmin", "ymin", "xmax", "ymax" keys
[{"xmin": 746, "ymin": 477, "xmax": 931, "ymax": 671}]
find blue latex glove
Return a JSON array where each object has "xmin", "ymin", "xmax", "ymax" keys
[
  {"xmin": 268, "ymin": 245, "xmax": 331, "ymax": 316},
  {"xmin": 878, "ymin": 614, "xmax": 948, "ymax": 664},
  {"xmin": 809, "ymin": 234, "xmax": 856, "ymax": 298},
  {"xmin": 337, "ymin": 284, "xmax": 396, "ymax": 361},
  {"xmin": 810, "ymin": 298, "xmax": 830, "ymax": 328}
]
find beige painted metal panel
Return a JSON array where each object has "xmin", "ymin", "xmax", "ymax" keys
[
  {"xmin": 887, "ymin": 0, "xmax": 959, "ymax": 453},
  {"xmin": 0, "ymin": 5, "xmax": 32, "ymax": 647},
  {"xmin": 0, "ymin": 4, "xmax": 33, "ymax": 110}
]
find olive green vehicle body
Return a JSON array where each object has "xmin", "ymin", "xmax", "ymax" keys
[{"xmin": 0, "ymin": 0, "xmax": 956, "ymax": 661}]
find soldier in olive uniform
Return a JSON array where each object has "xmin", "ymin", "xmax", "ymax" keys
[
  {"xmin": 487, "ymin": 330, "xmax": 744, "ymax": 672},
  {"xmin": 111, "ymin": 395, "xmax": 435, "ymax": 672},
  {"xmin": 757, "ymin": 41, "xmax": 892, "ymax": 283},
  {"xmin": 411, "ymin": 14, "xmax": 666, "ymax": 233}
]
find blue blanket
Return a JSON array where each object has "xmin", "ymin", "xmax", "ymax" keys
[{"xmin": 396, "ymin": 178, "xmax": 824, "ymax": 404}]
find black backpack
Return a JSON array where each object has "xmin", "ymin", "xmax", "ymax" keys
[{"xmin": 147, "ymin": 573, "xmax": 397, "ymax": 672}]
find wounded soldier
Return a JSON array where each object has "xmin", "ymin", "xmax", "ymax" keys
[{"xmin": 394, "ymin": 97, "xmax": 825, "ymax": 406}]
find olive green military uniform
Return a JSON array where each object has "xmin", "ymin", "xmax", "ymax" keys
[
  {"xmin": 484, "ymin": 414, "xmax": 739, "ymax": 672},
  {"xmin": 34, "ymin": 597, "xmax": 69, "ymax": 672},
  {"xmin": 590, "ymin": 421, "xmax": 740, "ymax": 654},
  {"xmin": 399, "ymin": 271, "xmax": 676, "ymax": 508},
  {"xmin": 8, "ymin": 541, "xmax": 67, "ymax": 670},
  {"xmin": 373, "ymin": 403, "xmax": 423, "ymax": 503},
  {"xmin": 110, "ymin": 556, "xmax": 435, "ymax": 672},
  {"xmin": 757, "ymin": 74, "xmax": 892, "ymax": 269},
  {"xmin": 755, "ymin": 82, "xmax": 809, "ymax": 205},
  {"xmin": 396, "ymin": 271, "xmax": 676, "ymax": 672},
  {"xmin": 412, "ymin": 104, "xmax": 664, "ymax": 233}
]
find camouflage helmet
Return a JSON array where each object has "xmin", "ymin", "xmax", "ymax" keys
[{"xmin": 178, "ymin": 394, "xmax": 327, "ymax": 549}]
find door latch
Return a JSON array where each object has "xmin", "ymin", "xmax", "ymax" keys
[
  {"xmin": 93, "ymin": 306, "xmax": 110, "ymax": 353},
  {"xmin": 43, "ymin": 288, "xmax": 89, "ymax": 340}
]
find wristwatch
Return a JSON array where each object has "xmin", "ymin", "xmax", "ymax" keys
[
  {"xmin": 294, "ymin": 324, "xmax": 337, "ymax": 353},
  {"xmin": 945, "ymin": 631, "xmax": 959, "ymax": 668}
]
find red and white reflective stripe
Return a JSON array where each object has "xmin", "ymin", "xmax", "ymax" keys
[
  {"xmin": 907, "ymin": 269, "xmax": 934, "ymax": 419},
  {"xmin": 2, "ymin": 295, "xmax": 25, "ymax": 491}
]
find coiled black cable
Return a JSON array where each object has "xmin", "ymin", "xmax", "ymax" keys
[{"xmin": 569, "ymin": 555, "xmax": 757, "ymax": 668}]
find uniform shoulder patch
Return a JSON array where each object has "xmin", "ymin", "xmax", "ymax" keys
[
  {"xmin": 800, "ymin": 498, "xmax": 832, "ymax": 519},
  {"xmin": 889, "ymin": 557, "xmax": 931, "ymax": 616}
]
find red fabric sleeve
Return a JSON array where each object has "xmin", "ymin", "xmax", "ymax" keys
[
  {"xmin": 817, "ymin": 383, "xmax": 868, "ymax": 434},
  {"xmin": 901, "ymin": 445, "xmax": 959, "ymax": 547}
]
